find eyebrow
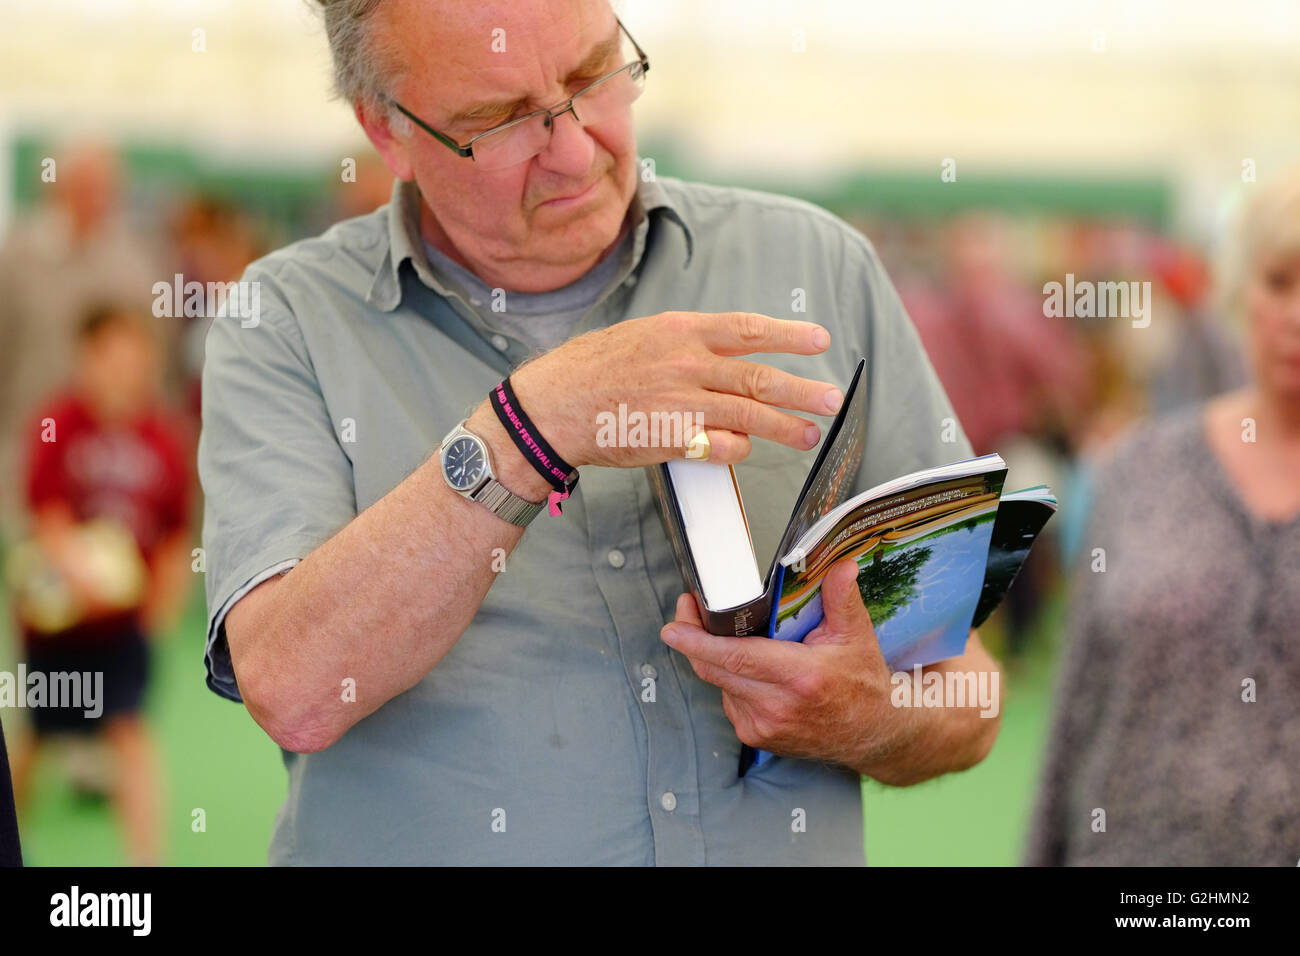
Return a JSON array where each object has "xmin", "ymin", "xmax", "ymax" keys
[{"xmin": 445, "ymin": 28, "xmax": 623, "ymax": 126}]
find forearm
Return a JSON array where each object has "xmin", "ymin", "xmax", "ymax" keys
[
  {"xmin": 228, "ymin": 398, "xmax": 553, "ymax": 752},
  {"xmin": 854, "ymin": 630, "xmax": 1003, "ymax": 786}
]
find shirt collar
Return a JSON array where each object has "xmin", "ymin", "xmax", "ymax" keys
[{"xmin": 366, "ymin": 162, "xmax": 693, "ymax": 313}]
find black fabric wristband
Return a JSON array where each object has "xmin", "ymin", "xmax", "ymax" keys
[{"xmin": 489, "ymin": 376, "xmax": 580, "ymax": 496}]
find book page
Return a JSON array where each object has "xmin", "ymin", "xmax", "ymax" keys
[{"xmin": 771, "ymin": 468, "xmax": 1007, "ymax": 670}]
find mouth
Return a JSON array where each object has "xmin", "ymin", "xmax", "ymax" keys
[{"xmin": 539, "ymin": 178, "xmax": 601, "ymax": 209}]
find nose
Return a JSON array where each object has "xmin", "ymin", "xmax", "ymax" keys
[{"xmin": 535, "ymin": 102, "xmax": 594, "ymax": 177}]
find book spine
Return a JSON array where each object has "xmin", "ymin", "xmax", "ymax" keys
[{"xmin": 699, "ymin": 597, "xmax": 772, "ymax": 638}]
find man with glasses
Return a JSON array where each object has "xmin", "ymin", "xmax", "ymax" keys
[{"xmin": 199, "ymin": 0, "xmax": 1001, "ymax": 865}]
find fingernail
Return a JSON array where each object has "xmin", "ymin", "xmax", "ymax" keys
[
  {"xmin": 804, "ymin": 424, "xmax": 821, "ymax": 448},
  {"xmin": 812, "ymin": 326, "xmax": 830, "ymax": 349},
  {"xmin": 824, "ymin": 388, "xmax": 843, "ymax": 413},
  {"xmin": 661, "ymin": 626, "xmax": 679, "ymax": 644}
]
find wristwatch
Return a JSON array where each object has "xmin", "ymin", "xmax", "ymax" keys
[{"xmin": 438, "ymin": 420, "xmax": 545, "ymax": 526}]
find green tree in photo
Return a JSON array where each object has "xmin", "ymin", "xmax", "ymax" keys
[{"xmin": 858, "ymin": 546, "xmax": 932, "ymax": 626}]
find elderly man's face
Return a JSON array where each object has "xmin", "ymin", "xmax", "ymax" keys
[{"xmin": 365, "ymin": 0, "xmax": 639, "ymax": 293}]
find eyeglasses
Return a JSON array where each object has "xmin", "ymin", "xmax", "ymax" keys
[{"xmin": 388, "ymin": 16, "xmax": 649, "ymax": 171}]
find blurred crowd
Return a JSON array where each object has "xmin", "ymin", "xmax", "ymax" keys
[
  {"xmin": 0, "ymin": 139, "xmax": 392, "ymax": 864},
  {"xmin": 867, "ymin": 209, "xmax": 1251, "ymax": 656}
]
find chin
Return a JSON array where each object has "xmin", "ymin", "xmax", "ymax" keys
[{"xmin": 548, "ymin": 190, "xmax": 621, "ymax": 240}]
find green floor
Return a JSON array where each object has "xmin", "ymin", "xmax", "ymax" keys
[
  {"xmin": 3, "ymin": 578, "xmax": 1061, "ymax": 866},
  {"xmin": 863, "ymin": 638, "xmax": 1057, "ymax": 866}
]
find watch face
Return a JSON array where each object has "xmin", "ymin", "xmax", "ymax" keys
[{"xmin": 443, "ymin": 436, "xmax": 488, "ymax": 490}]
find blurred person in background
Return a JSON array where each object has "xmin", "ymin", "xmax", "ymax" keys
[
  {"xmin": 1056, "ymin": 238, "xmax": 1248, "ymax": 568},
  {"xmin": 1054, "ymin": 332, "xmax": 1147, "ymax": 567},
  {"xmin": 1147, "ymin": 239, "xmax": 1250, "ymax": 414},
  {"xmin": 0, "ymin": 141, "xmax": 169, "ymax": 545},
  {"xmin": 302, "ymin": 148, "xmax": 397, "ymax": 239},
  {"xmin": 5, "ymin": 304, "xmax": 193, "ymax": 866},
  {"xmin": 1025, "ymin": 165, "xmax": 1300, "ymax": 865},
  {"xmin": 167, "ymin": 195, "xmax": 266, "ymax": 423},
  {"xmin": 334, "ymin": 148, "xmax": 397, "ymax": 221},
  {"xmin": 905, "ymin": 212, "xmax": 1090, "ymax": 655},
  {"xmin": 907, "ymin": 211, "xmax": 1090, "ymax": 457}
]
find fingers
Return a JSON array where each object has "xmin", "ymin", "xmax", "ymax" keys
[
  {"xmin": 804, "ymin": 556, "xmax": 877, "ymax": 647},
  {"xmin": 822, "ymin": 557, "xmax": 872, "ymax": 631},
  {"xmin": 704, "ymin": 358, "xmax": 845, "ymax": 419},
  {"xmin": 666, "ymin": 595, "xmax": 770, "ymax": 694},
  {"xmin": 660, "ymin": 622, "xmax": 802, "ymax": 684},
  {"xmin": 684, "ymin": 655, "xmax": 771, "ymax": 698},
  {"xmin": 673, "ymin": 592, "xmax": 703, "ymax": 627},
  {"xmin": 685, "ymin": 315, "xmax": 842, "ymax": 452},
  {"xmin": 696, "ymin": 313, "xmax": 831, "ymax": 357},
  {"xmin": 700, "ymin": 391, "xmax": 822, "ymax": 452},
  {"xmin": 667, "ymin": 594, "xmax": 759, "ymax": 694},
  {"xmin": 694, "ymin": 429, "xmax": 751, "ymax": 465}
]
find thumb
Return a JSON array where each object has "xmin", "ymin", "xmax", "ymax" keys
[{"xmin": 804, "ymin": 556, "xmax": 876, "ymax": 647}]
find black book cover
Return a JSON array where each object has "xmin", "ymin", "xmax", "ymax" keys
[{"xmin": 970, "ymin": 492, "xmax": 1058, "ymax": 629}]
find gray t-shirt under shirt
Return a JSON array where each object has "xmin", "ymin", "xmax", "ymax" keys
[{"xmin": 422, "ymin": 224, "xmax": 634, "ymax": 354}]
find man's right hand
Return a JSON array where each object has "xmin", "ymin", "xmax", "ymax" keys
[{"xmin": 497, "ymin": 311, "xmax": 844, "ymax": 469}]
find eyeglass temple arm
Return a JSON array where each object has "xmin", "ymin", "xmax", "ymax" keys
[
  {"xmin": 616, "ymin": 15, "xmax": 650, "ymax": 73},
  {"xmin": 389, "ymin": 101, "xmax": 473, "ymax": 156}
]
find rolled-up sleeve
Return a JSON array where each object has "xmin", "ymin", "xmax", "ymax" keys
[{"xmin": 198, "ymin": 270, "xmax": 357, "ymax": 702}]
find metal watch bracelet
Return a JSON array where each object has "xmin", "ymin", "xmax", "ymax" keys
[{"xmin": 468, "ymin": 473, "xmax": 544, "ymax": 526}]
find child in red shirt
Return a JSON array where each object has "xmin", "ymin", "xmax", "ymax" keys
[{"xmin": 7, "ymin": 304, "xmax": 192, "ymax": 865}]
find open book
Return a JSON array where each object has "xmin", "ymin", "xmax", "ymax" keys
[{"xmin": 647, "ymin": 356, "xmax": 1056, "ymax": 772}]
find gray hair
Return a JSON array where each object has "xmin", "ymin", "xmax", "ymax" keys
[
  {"xmin": 1215, "ymin": 165, "xmax": 1300, "ymax": 326},
  {"xmin": 314, "ymin": 0, "xmax": 410, "ymax": 129}
]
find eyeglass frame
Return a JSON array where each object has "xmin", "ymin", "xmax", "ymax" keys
[{"xmin": 385, "ymin": 15, "xmax": 649, "ymax": 164}]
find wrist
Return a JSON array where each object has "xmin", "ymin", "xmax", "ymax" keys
[
  {"xmin": 850, "ymin": 704, "xmax": 924, "ymax": 781},
  {"xmin": 508, "ymin": 364, "xmax": 586, "ymax": 469},
  {"xmin": 466, "ymin": 401, "xmax": 555, "ymax": 502}
]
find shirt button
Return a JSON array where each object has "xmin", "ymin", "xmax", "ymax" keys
[
  {"xmin": 607, "ymin": 548, "xmax": 626, "ymax": 568},
  {"xmin": 623, "ymin": 274, "xmax": 638, "ymax": 288},
  {"xmin": 660, "ymin": 791, "xmax": 677, "ymax": 812},
  {"xmin": 491, "ymin": 334, "xmax": 509, "ymax": 350},
  {"xmin": 640, "ymin": 663, "xmax": 657, "ymax": 680}
]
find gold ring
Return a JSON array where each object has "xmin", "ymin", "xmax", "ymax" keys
[{"xmin": 685, "ymin": 429, "xmax": 711, "ymax": 461}]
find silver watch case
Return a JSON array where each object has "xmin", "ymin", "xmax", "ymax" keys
[{"xmin": 438, "ymin": 420, "xmax": 544, "ymax": 527}]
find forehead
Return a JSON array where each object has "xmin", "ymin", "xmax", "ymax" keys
[{"xmin": 383, "ymin": 0, "xmax": 618, "ymax": 111}]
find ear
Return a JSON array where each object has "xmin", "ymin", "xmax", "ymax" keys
[{"xmin": 355, "ymin": 99, "xmax": 416, "ymax": 182}]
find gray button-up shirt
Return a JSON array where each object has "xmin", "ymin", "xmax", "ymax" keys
[{"xmin": 199, "ymin": 168, "xmax": 974, "ymax": 865}]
